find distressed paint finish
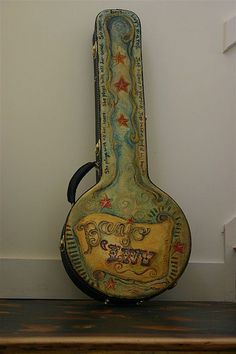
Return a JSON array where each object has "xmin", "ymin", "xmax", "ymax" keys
[
  {"xmin": 62, "ymin": 9, "xmax": 191, "ymax": 302},
  {"xmin": 1, "ymin": 300, "xmax": 236, "ymax": 353}
]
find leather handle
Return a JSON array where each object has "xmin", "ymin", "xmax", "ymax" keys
[{"xmin": 67, "ymin": 161, "xmax": 96, "ymax": 204}]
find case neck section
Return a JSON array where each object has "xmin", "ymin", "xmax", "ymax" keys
[{"xmin": 94, "ymin": 10, "xmax": 148, "ymax": 184}]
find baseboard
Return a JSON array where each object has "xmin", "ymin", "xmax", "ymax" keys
[
  {"xmin": 1, "ymin": 217, "xmax": 235, "ymax": 301},
  {"xmin": 0, "ymin": 258, "xmax": 234, "ymax": 301}
]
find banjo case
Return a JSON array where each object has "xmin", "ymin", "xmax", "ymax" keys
[{"xmin": 60, "ymin": 9, "xmax": 191, "ymax": 304}]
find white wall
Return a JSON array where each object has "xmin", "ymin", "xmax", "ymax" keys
[{"xmin": 1, "ymin": 0, "xmax": 236, "ymax": 300}]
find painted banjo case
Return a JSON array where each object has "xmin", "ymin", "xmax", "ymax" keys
[{"xmin": 61, "ymin": 9, "xmax": 191, "ymax": 304}]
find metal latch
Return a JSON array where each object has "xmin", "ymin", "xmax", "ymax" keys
[
  {"xmin": 92, "ymin": 41, "xmax": 97, "ymax": 59},
  {"xmin": 60, "ymin": 234, "xmax": 65, "ymax": 252},
  {"xmin": 95, "ymin": 139, "xmax": 101, "ymax": 156}
]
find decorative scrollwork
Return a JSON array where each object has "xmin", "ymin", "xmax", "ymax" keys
[{"xmin": 77, "ymin": 221, "xmax": 100, "ymax": 254}]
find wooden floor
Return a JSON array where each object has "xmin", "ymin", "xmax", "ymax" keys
[{"xmin": 0, "ymin": 299, "xmax": 236, "ymax": 353}]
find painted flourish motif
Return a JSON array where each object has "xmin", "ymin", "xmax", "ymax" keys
[{"xmin": 64, "ymin": 9, "xmax": 191, "ymax": 301}]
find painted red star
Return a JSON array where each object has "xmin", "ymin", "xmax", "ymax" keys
[
  {"xmin": 104, "ymin": 277, "xmax": 117, "ymax": 290},
  {"xmin": 114, "ymin": 76, "xmax": 129, "ymax": 92},
  {"xmin": 113, "ymin": 52, "xmax": 126, "ymax": 64},
  {"xmin": 117, "ymin": 114, "xmax": 128, "ymax": 127},
  {"xmin": 99, "ymin": 194, "xmax": 112, "ymax": 209},
  {"xmin": 127, "ymin": 217, "xmax": 134, "ymax": 224},
  {"xmin": 173, "ymin": 241, "xmax": 185, "ymax": 254}
]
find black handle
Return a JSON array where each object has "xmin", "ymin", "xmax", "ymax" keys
[{"xmin": 67, "ymin": 161, "xmax": 96, "ymax": 204}]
